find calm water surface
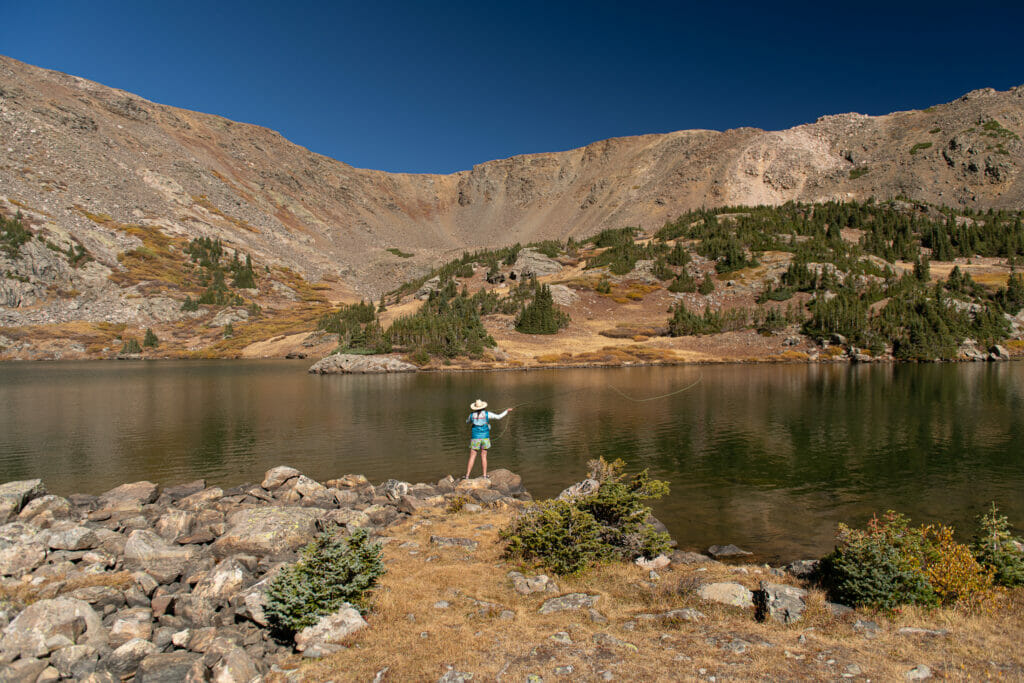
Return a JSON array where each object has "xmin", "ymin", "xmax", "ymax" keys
[{"xmin": 1, "ymin": 360, "xmax": 1022, "ymax": 562}]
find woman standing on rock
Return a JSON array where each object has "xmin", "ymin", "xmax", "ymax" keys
[{"xmin": 465, "ymin": 399, "xmax": 512, "ymax": 479}]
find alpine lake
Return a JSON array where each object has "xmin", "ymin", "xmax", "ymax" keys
[{"xmin": 1, "ymin": 359, "xmax": 1022, "ymax": 563}]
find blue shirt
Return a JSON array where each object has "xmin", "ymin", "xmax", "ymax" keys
[{"xmin": 467, "ymin": 410, "xmax": 508, "ymax": 438}]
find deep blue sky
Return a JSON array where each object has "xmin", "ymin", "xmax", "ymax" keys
[{"xmin": 4, "ymin": 1, "xmax": 1023, "ymax": 174}]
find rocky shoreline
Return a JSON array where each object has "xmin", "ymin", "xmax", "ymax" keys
[{"xmin": 0, "ymin": 468, "xmax": 534, "ymax": 681}]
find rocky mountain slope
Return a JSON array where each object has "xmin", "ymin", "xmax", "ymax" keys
[{"xmin": 1, "ymin": 54, "xmax": 1022, "ymax": 358}]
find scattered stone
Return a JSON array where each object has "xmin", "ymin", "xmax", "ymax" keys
[
  {"xmin": 755, "ymin": 582, "xmax": 808, "ymax": 624},
  {"xmin": 592, "ymin": 633, "xmax": 638, "ymax": 652},
  {"xmin": 294, "ymin": 604, "xmax": 368, "ymax": 654},
  {"xmin": 550, "ymin": 631, "xmax": 572, "ymax": 644},
  {"xmin": 906, "ymin": 664, "xmax": 932, "ymax": 680},
  {"xmin": 45, "ymin": 522, "xmax": 98, "ymax": 550},
  {"xmin": 433, "ymin": 601, "xmax": 451, "ymax": 609},
  {"xmin": 826, "ymin": 602, "xmax": 854, "ymax": 617},
  {"xmin": 51, "ymin": 644, "xmax": 100, "ymax": 679},
  {"xmin": 539, "ymin": 593, "xmax": 599, "ymax": 614},
  {"xmin": 429, "ymin": 536, "xmax": 479, "ymax": 551},
  {"xmin": 707, "ymin": 544, "xmax": 752, "ymax": 558},
  {"xmin": 438, "ymin": 667, "xmax": 474, "ymax": 682},
  {"xmin": 0, "ymin": 479, "xmax": 47, "ymax": 519},
  {"xmin": 898, "ymin": 627, "xmax": 948, "ymax": 637},
  {"xmin": 508, "ymin": 571, "xmax": 559, "ymax": 595},
  {"xmin": 0, "ymin": 597, "xmax": 106, "ymax": 658},
  {"xmin": 696, "ymin": 582, "xmax": 754, "ymax": 608},
  {"xmin": 636, "ymin": 608, "xmax": 705, "ymax": 623},
  {"xmin": 0, "ymin": 541, "xmax": 46, "ymax": 576},
  {"xmin": 854, "ymin": 619, "xmax": 881, "ymax": 637},
  {"xmin": 784, "ymin": 559, "xmax": 818, "ymax": 579},
  {"xmin": 634, "ymin": 554, "xmax": 670, "ymax": 570},
  {"xmin": 557, "ymin": 479, "xmax": 599, "ymax": 501},
  {"xmin": 553, "ymin": 664, "xmax": 574, "ymax": 675},
  {"xmin": 588, "ymin": 608, "xmax": 608, "ymax": 624},
  {"xmin": 0, "ymin": 658, "xmax": 48, "ymax": 682}
]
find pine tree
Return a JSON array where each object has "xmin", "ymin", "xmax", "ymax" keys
[
  {"xmin": 515, "ymin": 285, "xmax": 569, "ymax": 334},
  {"xmin": 143, "ymin": 328, "xmax": 159, "ymax": 348}
]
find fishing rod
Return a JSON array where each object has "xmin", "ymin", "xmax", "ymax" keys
[{"xmin": 489, "ymin": 374, "xmax": 703, "ymax": 442}]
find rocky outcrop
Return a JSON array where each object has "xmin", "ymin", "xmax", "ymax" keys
[
  {"xmin": 0, "ymin": 469, "xmax": 531, "ymax": 680},
  {"xmin": 308, "ymin": 353, "xmax": 418, "ymax": 374}
]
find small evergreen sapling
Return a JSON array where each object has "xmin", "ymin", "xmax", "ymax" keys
[{"xmin": 264, "ymin": 529, "xmax": 385, "ymax": 636}]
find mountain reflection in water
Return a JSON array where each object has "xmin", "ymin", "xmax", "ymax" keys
[{"xmin": 1, "ymin": 360, "xmax": 1021, "ymax": 562}]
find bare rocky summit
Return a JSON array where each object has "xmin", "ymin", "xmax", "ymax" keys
[{"xmin": 1, "ymin": 54, "xmax": 1023, "ymax": 357}]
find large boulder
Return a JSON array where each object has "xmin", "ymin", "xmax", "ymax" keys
[
  {"xmin": 45, "ymin": 522, "xmax": 99, "ymax": 551},
  {"xmin": 134, "ymin": 652, "xmax": 202, "ymax": 683},
  {"xmin": 0, "ymin": 598, "xmax": 106, "ymax": 658},
  {"xmin": 193, "ymin": 558, "xmax": 251, "ymax": 602},
  {"xmin": 697, "ymin": 582, "xmax": 754, "ymax": 609},
  {"xmin": 0, "ymin": 541, "xmax": 46, "ymax": 576},
  {"xmin": 294, "ymin": 604, "xmax": 368, "ymax": 655},
  {"xmin": 0, "ymin": 479, "xmax": 46, "ymax": 521},
  {"xmin": 754, "ymin": 582, "xmax": 808, "ymax": 624},
  {"xmin": 103, "ymin": 638, "xmax": 158, "ymax": 676},
  {"xmin": 308, "ymin": 354, "xmax": 418, "ymax": 375},
  {"xmin": 122, "ymin": 530, "xmax": 197, "ymax": 583},
  {"xmin": 513, "ymin": 248, "xmax": 562, "ymax": 278},
  {"xmin": 211, "ymin": 645, "xmax": 259, "ymax": 682},
  {"xmin": 97, "ymin": 482, "xmax": 158, "ymax": 511},
  {"xmin": 487, "ymin": 469, "xmax": 523, "ymax": 494},
  {"xmin": 538, "ymin": 593, "xmax": 600, "ymax": 614},
  {"xmin": 210, "ymin": 507, "xmax": 321, "ymax": 558},
  {"xmin": 17, "ymin": 494, "xmax": 74, "ymax": 527},
  {"xmin": 261, "ymin": 466, "xmax": 301, "ymax": 490}
]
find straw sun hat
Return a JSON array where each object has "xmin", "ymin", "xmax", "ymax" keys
[{"xmin": 470, "ymin": 399, "xmax": 488, "ymax": 411}]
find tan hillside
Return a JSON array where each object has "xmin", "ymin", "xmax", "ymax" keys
[{"xmin": 1, "ymin": 54, "xmax": 1023, "ymax": 359}]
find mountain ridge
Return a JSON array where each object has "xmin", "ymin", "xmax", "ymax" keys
[{"xmin": 1, "ymin": 54, "xmax": 1023, "ymax": 358}]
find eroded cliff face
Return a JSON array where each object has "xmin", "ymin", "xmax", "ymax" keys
[{"xmin": 1, "ymin": 54, "xmax": 1022, "ymax": 324}]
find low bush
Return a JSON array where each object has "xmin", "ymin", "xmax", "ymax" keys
[
  {"xmin": 819, "ymin": 510, "xmax": 996, "ymax": 610},
  {"xmin": 120, "ymin": 338, "xmax": 142, "ymax": 354},
  {"xmin": 971, "ymin": 503, "xmax": 1024, "ymax": 587},
  {"xmin": 501, "ymin": 458, "xmax": 671, "ymax": 575},
  {"xmin": 264, "ymin": 529, "xmax": 385, "ymax": 636}
]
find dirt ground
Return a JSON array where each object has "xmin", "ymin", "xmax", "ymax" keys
[{"xmin": 284, "ymin": 506, "xmax": 1024, "ymax": 682}]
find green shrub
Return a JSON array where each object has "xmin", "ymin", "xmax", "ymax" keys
[
  {"xmin": 386, "ymin": 247, "xmax": 413, "ymax": 258},
  {"xmin": 223, "ymin": 323, "xmax": 234, "ymax": 339},
  {"xmin": 667, "ymin": 270, "xmax": 696, "ymax": 293},
  {"xmin": 849, "ymin": 167, "xmax": 869, "ymax": 180},
  {"xmin": 0, "ymin": 212, "xmax": 32, "ymax": 258},
  {"xmin": 501, "ymin": 458, "xmax": 670, "ymax": 575},
  {"xmin": 910, "ymin": 142, "xmax": 933, "ymax": 155},
  {"xmin": 698, "ymin": 276, "xmax": 715, "ymax": 295},
  {"xmin": 515, "ymin": 284, "xmax": 569, "ymax": 334},
  {"xmin": 264, "ymin": 529, "xmax": 385, "ymax": 636},
  {"xmin": 143, "ymin": 328, "xmax": 159, "ymax": 348},
  {"xmin": 819, "ymin": 511, "xmax": 938, "ymax": 610},
  {"xmin": 120, "ymin": 338, "xmax": 142, "ymax": 354},
  {"xmin": 971, "ymin": 503, "xmax": 1024, "ymax": 587},
  {"xmin": 596, "ymin": 278, "xmax": 611, "ymax": 294}
]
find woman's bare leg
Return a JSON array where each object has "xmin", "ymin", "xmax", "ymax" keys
[
  {"xmin": 481, "ymin": 449, "xmax": 488, "ymax": 477},
  {"xmin": 466, "ymin": 449, "xmax": 478, "ymax": 478}
]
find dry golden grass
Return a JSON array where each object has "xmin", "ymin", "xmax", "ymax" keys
[{"xmin": 295, "ymin": 508, "xmax": 1024, "ymax": 682}]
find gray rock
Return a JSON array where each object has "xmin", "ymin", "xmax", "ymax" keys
[
  {"xmin": 669, "ymin": 550, "xmax": 713, "ymax": 565},
  {"xmin": 898, "ymin": 627, "xmax": 948, "ymax": 637},
  {"xmin": 134, "ymin": 652, "xmax": 202, "ymax": 683},
  {"xmin": 294, "ymin": 604, "xmax": 368, "ymax": 653},
  {"xmin": 154, "ymin": 509, "xmax": 195, "ymax": 541},
  {"xmin": 0, "ymin": 541, "xmax": 46, "ymax": 576},
  {"xmin": 308, "ymin": 353, "xmax": 418, "ymax": 375},
  {"xmin": 854, "ymin": 619, "xmax": 881, "ymax": 637},
  {"xmin": 438, "ymin": 667, "xmax": 474, "ymax": 682},
  {"xmin": 784, "ymin": 559, "xmax": 818, "ymax": 579},
  {"xmin": 108, "ymin": 607, "xmax": 153, "ymax": 647},
  {"xmin": 429, "ymin": 535, "xmax": 478, "ymax": 550},
  {"xmin": 486, "ymin": 469, "xmax": 523, "ymax": 493},
  {"xmin": 325, "ymin": 507, "xmax": 371, "ymax": 529},
  {"xmin": 557, "ymin": 478, "xmax": 599, "ymax": 501},
  {"xmin": 175, "ymin": 487, "xmax": 223, "ymax": 511},
  {"xmin": 592, "ymin": 633, "xmax": 638, "ymax": 652},
  {"xmin": 0, "ymin": 658, "xmax": 48, "ymax": 682},
  {"xmin": 97, "ymin": 481, "xmax": 158, "ymax": 511},
  {"xmin": 66, "ymin": 585, "xmax": 125, "ymax": 610},
  {"xmin": 51, "ymin": 644, "xmax": 100, "ymax": 679},
  {"xmin": 755, "ymin": 582, "xmax": 808, "ymax": 624},
  {"xmin": 81, "ymin": 671, "xmax": 119, "ymax": 682},
  {"xmin": 45, "ymin": 522, "xmax": 99, "ymax": 550},
  {"xmin": 103, "ymin": 637, "xmax": 158, "ymax": 676},
  {"xmin": 193, "ymin": 558, "xmax": 250, "ymax": 602},
  {"xmin": 211, "ymin": 506, "xmax": 320, "ymax": 558},
  {"xmin": 37, "ymin": 665, "xmax": 61, "ymax": 683},
  {"xmin": 162, "ymin": 480, "xmax": 206, "ymax": 501},
  {"xmin": 906, "ymin": 664, "xmax": 932, "ymax": 680},
  {"xmin": 635, "ymin": 608, "xmax": 704, "ymax": 623},
  {"xmin": 123, "ymin": 529, "xmax": 196, "ymax": 583},
  {"xmin": 696, "ymin": 582, "xmax": 754, "ymax": 608},
  {"xmin": 989, "ymin": 344, "xmax": 1010, "ymax": 361},
  {"xmin": 0, "ymin": 479, "xmax": 47, "ymax": 519},
  {"xmin": 0, "ymin": 597, "xmax": 106, "ymax": 657},
  {"xmin": 17, "ymin": 494, "xmax": 74, "ymax": 526},
  {"xmin": 211, "ymin": 645, "xmax": 259, "ymax": 682},
  {"xmin": 513, "ymin": 248, "xmax": 562, "ymax": 278},
  {"xmin": 538, "ymin": 593, "xmax": 600, "ymax": 614},
  {"xmin": 826, "ymin": 602, "xmax": 854, "ymax": 617},
  {"xmin": 508, "ymin": 571, "xmax": 559, "ymax": 595},
  {"xmin": 379, "ymin": 479, "xmax": 411, "ymax": 500},
  {"xmin": 707, "ymin": 544, "xmax": 752, "ymax": 558},
  {"xmin": 261, "ymin": 466, "xmax": 301, "ymax": 490}
]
